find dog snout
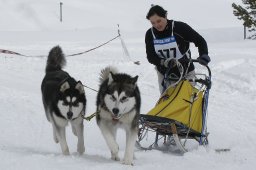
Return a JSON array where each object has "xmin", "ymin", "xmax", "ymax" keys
[
  {"xmin": 112, "ymin": 108, "xmax": 119, "ymax": 116},
  {"xmin": 67, "ymin": 111, "xmax": 73, "ymax": 119}
]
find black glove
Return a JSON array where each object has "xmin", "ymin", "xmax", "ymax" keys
[
  {"xmin": 197, "ymin": 54, "xmax": 210, "ymax": 66},
  {"xmin": 163, "ymin": 58, "xmax": 177, "ymax": 68}
]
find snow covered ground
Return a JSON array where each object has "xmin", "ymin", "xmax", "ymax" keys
[{"xmin": 1, "ymin": 0, "xmax": 256, "ymax": 169}]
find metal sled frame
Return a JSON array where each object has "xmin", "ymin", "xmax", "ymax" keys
[{"xmin": 136, "ymin": 60, "xmax": 211, "ymax": 154}]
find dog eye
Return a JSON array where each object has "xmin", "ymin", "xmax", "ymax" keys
[
  {"xmin": 62, "ymin": 101, "xmax": 69, "ymax": 106},
  {"xmin": 120, "ymin": 96, "xmax": 128, "ymax": 102},
  {"xmin": 111, "ymin": 95, "xmax": 116, "ymax": 101},
  {"xmin": 72, "ymin": 102, "xmax": 79, "ymax": 107}
]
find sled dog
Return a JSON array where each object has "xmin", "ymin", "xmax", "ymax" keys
[
  {"xmin": 96, "ymin": 67, "xmax": 140, "ymax": 165},
  {"xmin": 41, "ymin": 46, "xmax": 86, "ymax": 155}
]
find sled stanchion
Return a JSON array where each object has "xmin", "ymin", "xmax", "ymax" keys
[
  {"xmin": 170, "ymin": 123, "xmax": 177, "ymax": 134},
  {"xmin": 171, "ymin": 123, "xmax": 187, "ymax": 153},
  {"xmin": 191, "ymin": 59, "xmax": 211, "ymax": 78},
  {"xmin": 154, "ymin": 132, "xmax": 159, "ymax": 148}
]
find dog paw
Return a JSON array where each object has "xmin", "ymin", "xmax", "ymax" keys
[
  {"xmin": 53, "ymin": 136, "xmax": 59, "ymax": 143},
  {"xmin": 122, "ymin": 159, "xmax": 134, "ymax": 166},
  {"xmin": 62, "ymin": 150, "xmax": 70, "ymax": 155},
  {"xmin": 62, "ymin": 148, "xmax": 70, "ymax": 155},
  {"xmin": 77, "ymin": 145, "xmax": 85, "ymax": 155},
  {"xmin": 111, "ymin": 155, "xmax": 120, "ymax": 161}
]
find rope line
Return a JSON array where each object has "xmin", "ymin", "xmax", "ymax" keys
[
  {"xmin": 0, "ymin": 35, "xmax": 120, "ymax": 58},
  {"xmin": 66, "ymin": 35, "xmax": 120, "ymax": 57},
  {"xmin": 82, "ymin": 84, "xmax": 98, "ymax": 92}
]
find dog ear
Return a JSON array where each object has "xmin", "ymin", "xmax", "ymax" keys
[
  {"xmin": 75, "ymin": 81, "xmax": 85, "ymax": 94},
  {"xmin": 131, "ymin": 75, "xmax": 138, "ymax": 85},
  {"xmin": 108, "ymin": 72, "xmax": 115, "ymax": 85},
  {"xmin": 60, "ymin": 81, "xmax": 70, "ymax": 92}
]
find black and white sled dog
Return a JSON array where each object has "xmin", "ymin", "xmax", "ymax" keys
[
  {"xmin": 41, "ymin": 46, "xmax": 86, "ymax": 155},
  {"xmin": 96, "ymin": 67, "xmax": 140, "ymax": 165}
]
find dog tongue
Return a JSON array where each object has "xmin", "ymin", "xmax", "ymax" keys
[{"xmin": 112, "ymin": 116, "xmax": 119, "ymax": 121}]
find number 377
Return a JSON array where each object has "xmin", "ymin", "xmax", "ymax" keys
[{"xmin": 158, "ymin": 48, "xmax": 176, "ymax": 59}]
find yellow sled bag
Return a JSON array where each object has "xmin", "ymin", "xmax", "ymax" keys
[{"xmin": 147, "ymin": 80, "xmax": 203, "ymax": 133}]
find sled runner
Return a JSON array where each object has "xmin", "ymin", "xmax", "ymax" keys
[{"xmin": 136, "ymin": 59, "xmax": 211, "ymax": 154}]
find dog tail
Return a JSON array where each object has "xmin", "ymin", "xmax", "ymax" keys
[
  {"xmin": 45, "ymin": 46, "xmax": 66, "ymax": 72},
  {"xmin": 99, "ymin": 66, "xmax": 118, "ymax": 83}
]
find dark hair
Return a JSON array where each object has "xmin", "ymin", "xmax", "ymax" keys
[{"xmin": 146, "ymin": 5, "xmax": 167, "ymax": 20}]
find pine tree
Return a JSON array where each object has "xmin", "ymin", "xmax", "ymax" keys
[{"xmin": 232, "ymin": 0, "xmax": 256, "ymax": 39}]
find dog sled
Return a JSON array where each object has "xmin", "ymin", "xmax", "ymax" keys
[{"xmin": 136, "ymin": 59, "xmax": 211, "ymax": 154}]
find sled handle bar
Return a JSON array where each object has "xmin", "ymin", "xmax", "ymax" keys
[{"xmin": 191, "ymin": 59, "xmax": 211, "ymax": 78}]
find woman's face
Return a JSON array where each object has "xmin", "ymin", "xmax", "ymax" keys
[{"xmin": 149, "ymin": 14, "xmax": 167, "ymax": 31}]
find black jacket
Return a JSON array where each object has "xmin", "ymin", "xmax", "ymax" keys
[{"xmin": 145, "ymin": 20, "xmax": 208, "ymax": 75}]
